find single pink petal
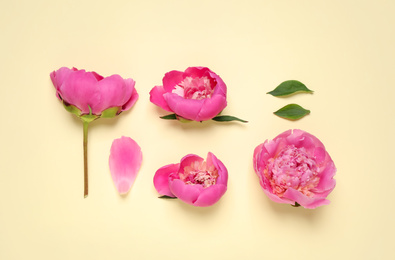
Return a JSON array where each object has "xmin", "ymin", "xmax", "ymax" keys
[
  {"xmin": 169, "ymin": 179, "xmax": 202, "ymax": 205},
  {"xmin": 93, "ymin": 74, "xmax": 128, "ymax": 114},
  {"xmin": 109, "ymin": 136, "xmax": 142, "ymax": 194},
  {"xmin": 163, "ymin": 93, "xmax": 204, "ymax": 121},
  {"xmin": 284, "ymin": 188, "xmax": 330, "ymax": 209},
  {"xmin": 162, "ymin": 70, "xmax": 184, "ymax": 92},
  {"xmin": 184, "ymin": 67, "xmax": 211, "ymax": 78},
  {"xmin": 153, "ymin": 163, "xmax": 179, "ymax": 197},
  {"xmin": 59, "ymin": 70, "xmax": 100, "ymax": 114},
  {"xmin": 315, "ymin": 161, "xmax": 337, "ymax": 192},
  {"xmin": 193, "ymin": 184, "xmax": 227, "ymax": 207},
  {"xmin": 122, "ymin": 82, "xmax": 139, "ymax": 112},
  {"xmin": 149, "ymin": 86, "xmax": 172, "ymax": 112},
  {"xmin": 196, "ymin": 95, "xmax": 227, "ymax": 121},
  {"xmin": 179, "ymin": 154, "xmax": 204, "ymax": 173},
  {"xmin": 50, "ymin": 67, "xmax": 76, "ymax": 100},
  {"xmin": 207, "ymin": 152, "xmax": 228, "ymax": 185}
]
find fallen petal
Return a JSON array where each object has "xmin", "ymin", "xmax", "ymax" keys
[{"xmin": 109, "ymin": 136, "xmax": 142, "ymax": 194}]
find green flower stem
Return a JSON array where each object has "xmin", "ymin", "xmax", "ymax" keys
[{"xmin": 83, "ymin": 121, "xmax": 89, "ymax": 198}]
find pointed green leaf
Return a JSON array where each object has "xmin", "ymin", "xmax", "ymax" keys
[
  {"xmin": 101, "ymin": 107, "xmax": 119, "ymax": 118},
  {"xmin": 267, "ymin": 80, "xmax": 313, "ymax": 97},
  {"xmin": 63, "ymin": 102, "xmax": 81, "ymax": 117},
  {"xmin": 159, "ymin": 195, "xmax": 177, "ymax": 199},
  {"xmin": 212, "ymin": 115, "xmax": 248, "ymax": 123},
  {"xmin": 160, "ymin": 114, "xmax": 177, "ymax": 120},
  {"xmin": 274, "ymin": 104, "xmax": 310, "ymax": 120},
  {"xmin": 291, "ymin": 202, "xmax": 301, "ymax": 207}
]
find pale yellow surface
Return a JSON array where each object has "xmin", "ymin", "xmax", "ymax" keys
[{"xmin": 1, "ymin": 0, "xmax": 394, "ymax": 259}]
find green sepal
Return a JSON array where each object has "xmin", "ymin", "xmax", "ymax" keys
[
  {"xmin": 101, "ymin": 107, "xmax": 120, "ymax": 118},
  {"xmin": 274, "ymin": 104, "xmax": 310, "ymax": 120},
  {"xmin": 160, "ymin": 114, "xmax": 177, "ymax": 120},
  {"xmin": 267, "ymin": 80, "xmax": 313, "ymax": 97},
  {"xmin": 159, "ymin": 195, "xmax": 177, "ymax": 199},
  {"xmin": 80, "ymin": 114, "xmax": 99, "ymax": 124},
  {"xmin": 63, "ymin": 102, "xmax": 81, "ymax": 117},
  {"xmin": 212, "ymin": 115, "xmax": 248, "ymax": 123}
]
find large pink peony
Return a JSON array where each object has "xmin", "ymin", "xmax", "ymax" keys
[
  {"xmin": 253, "ymin": 129, "xmax": 336, "ymax": 209},
  {"xmin": 149, "ymin": 67, "xmax": 227, "ymax": 121},
  {"xmin": 50, "ymin": 67, "xmax": 138, "ymax": 198},
  {"xmin": 51, "ymin": 67, "xmax": 138, "ymax": 117},
  {"xmin": 153, "ymin": 152, "xmax": 228, "ymax": 207}
]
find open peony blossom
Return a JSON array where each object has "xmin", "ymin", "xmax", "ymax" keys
[
  {"xmin": 50, "ymin": 67, "xmax": 138, "ymax": 198},
  {"xmin": 253, "ymin": 129, "xmax": 336, "ymax": 209},
  {"xmin": 153, "ymin": 152, "xmax": 228, "ymax": 207},
  {"xmin": 109, "ymin": 136, "xmax": 142, "ymax": 195},
  {"xmin": 149, "ymin": 67, "xmax": 227, "ymax": 121}
]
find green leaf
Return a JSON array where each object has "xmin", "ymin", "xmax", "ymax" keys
[
  {"xmin": 274, "ymin": 104, "xmax": 310, "ymax": 120},
  {"xmin": 160, "ymin": 114, "xmax": 177, "ymax": 120},
  {"xmin": 63, "ymin": 102, "xmax": 81, "ymax": 117},
  {"xmin": 212, "ymin": 115, "xmax": 248, "ymax": 123},
  {"xmin": 267, "ymin": 80, "xmax": 313, "ymax": 97},
  {"xmin": 159, "ymin": 195, "xmax": 177, "ymax": 199},
  {"xmin": 101, "ymin": 107, "xmax": 119, "ymax": 118},
  {"xmin": 291, "ymin": 202, "xmax": 301, "ymax": 207}
]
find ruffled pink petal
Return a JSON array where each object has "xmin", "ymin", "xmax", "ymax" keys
[
  {"xmin": 50, "ymin": 67, "xmax": 77, "ymax": 100},
  {"xmin": 193, "ymin": 184, "xmax": 227, "ymax": 207},
  {"xmin": 169, "ymin": 179, "xmax": 203, "ymax": 205},
  {"xmin": 153, "ymin": 163, "xmax": 179, "ymax": 197},
  {"xmin": 109, "ymin": 136, "xmax": 142, "ymax": 194},
  {"xmin": 262, "ymin": 188, "xmax": 294, "ymax": 205},
  {"xmin": 283, "ymin": 188, "xmax": 330, "ymax": 209},
  {"xmin": 196, "ymin": 95, "xmax": 227, "ymax": 121},
  {"xmin": 122, "ymin": 86, "xmax": 139, "ymax": 112},
  {"xmin": 163, "ymin": 93, "xmax": 204, "ymax": 121},
  {"xmin": 253, "ymin": 143, "xmax": 265, "ymax": 175},
  {"xmin": 59, "ymin": 70, "xmax": 101, "ymax": 114},
  {"xmin": 207, "ymin": 152, "xmax": 228, "ymax": 185},
  {"xmin": 162, "ymin": 70, "xmax": 184, "ymax": 92},
  {"xmin": 315, "ymin": 161, "xmax": 337, "ymax": 192},
  {"xmin": 184, "ymin": 67, "xmax": 211, "ymax": 78},
  {"xmin": 149, "ymin": 86, "xmax": 172, "ymax": 112},
  {"xmin": 179, "ymin": 154, "xmax": 204, "ymax": 172}
]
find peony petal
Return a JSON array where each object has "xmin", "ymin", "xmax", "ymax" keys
[
  {"xmin": 109, "ymin": 136, "xmax": 142, "ymax": 194},
  {"xmin": 149, "ymin": 86, "xmax": 172, "ymax": 112},
  {"xmin": 59, "ymin": 69, "xmax": 101, "ymax": 114},
  {"xmin": 93, "ymin": 74, "xmax": 128, "ymax": 114},
  {"xmin": 122, "ymin": 86, "xmax": 139, "ymax": 112},
  {"xmin": 169, "ymin": 179, "xmax": 203, "ymax": 205},
  {"xmin": 162, "ymin": 70, "xmax": 184, "ymax": 92},
  {"xmin": 153, "ymin": 163, "xmax": 179, "ymax": 197},
  {"xmin": 196, "ymin": 95, "xmax": 227, "ymax": 121},
  {"xmin": 193, "ymin": 184, "xmax": 227, "ymax": 207},
  {"xmin": 163, "ymin": 93, "xmax": 204, "ymax": 121},
  {"xmin": 184, "ymin": 67, "xmax": 211, "ymax": 78},
  {"xmin": 284, "ymin": 188, "xmax": 330, "ymax": 209},
  {"xmin": 179, "ymin": 154, "xmax": 204, "ymax": 173},
  {"xmin": 315, "ymin": 161, "xmax": 337, "ymax": 192},
  {"xmin": 207, "ymin": 152, "xmax": 228, "ymax": 185}
]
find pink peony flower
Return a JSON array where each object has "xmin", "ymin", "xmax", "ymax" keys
[
  {"xmin": 253, "ymin": 129, "xmax": 336, "ymax": 209},
  {"xmin": 50, "ymin": 67, "xmax": 138, "ymax": 198},
  {"xmin": 109, "ymin": 136, "xmax": 142, "ymax": 195},
  {"xmin": 153, "ymin": 152, "xmax": 228, "ymax": 207},
  {"xmin": 149, "ymin": 67, "xmax": 227, "ymax": 121},
  {"xmin": 51, "ymin": 67, "xmax": 138, "ymax": 117}
]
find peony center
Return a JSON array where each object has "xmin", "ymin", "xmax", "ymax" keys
[
  {"xmin": 172, "ymin": 76, "xmax": 215, "ymax": 100},
  {"xmin": 264, "ymin": 145, "xmax": 319, "ymax": 197},
  {"xmin": 179, "ymin": 161, "xmax": 218, "ymax": 188}
]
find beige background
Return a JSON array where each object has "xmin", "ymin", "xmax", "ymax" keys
[{"xmin": 1, "ymin": 0, "xmax": 394, "ymax": 259}]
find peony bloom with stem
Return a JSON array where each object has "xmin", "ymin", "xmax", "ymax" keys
[
  {"xmin": 150, "ymin": 66, "xmax": 247, "ymax": 123},
  {"xmin": 109, "ymin": 136, "xmax": 142, "ymax": 195},
  {"xmin": 253, "ymin": 129, "xmax": 336, "ymax": 209},
  {"xmin": 50, "ymin": 67, "xmax": 138, "ymax": 198},
  {"xmin": 153, "ymin": 152, "xmax": 228, "ymax": 207}
]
